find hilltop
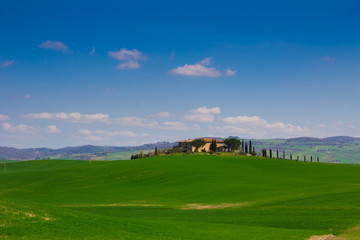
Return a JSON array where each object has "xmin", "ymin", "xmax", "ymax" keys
[{"xmin": 1, "ymin": 154, "xmax": 360, "ymax": 239}]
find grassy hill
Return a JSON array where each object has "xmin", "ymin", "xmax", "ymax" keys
[{"xmin": 1, "ymin": 154, "xmax": 360, "ymax": 239}]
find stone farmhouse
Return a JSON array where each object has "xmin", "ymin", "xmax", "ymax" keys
[{"xmin": 177, "ymin": 137, "xmax": 225, "ymax": 152}]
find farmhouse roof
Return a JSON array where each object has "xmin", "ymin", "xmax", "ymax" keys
[{"xmin": 178, "ymin": 137, "xmax": 223, "ymax": 143}]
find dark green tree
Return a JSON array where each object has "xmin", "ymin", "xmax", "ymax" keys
[
  {"xmin": 224, "ymin": 138, "xmax": 241, "ymax": 152},
  {"xmin": 269, "ymin": 149, "xmax": 272, "ymax": 158},
  {"xmin": 155, "ymin": 146, "xmax": 158, "ymax": 155},
  {"xmin": 276, "ymin": 149, "xmax": 279, "ymax": 159},
  {"xmin": 297, "ymin": 156, "xmax": 299, "ymax": 161},
  {"xmin": 191, "ymin": 139, "xmax": 206, "ymax": 152},
  {"xmin": 245, "ymin": 142, "xmax": 248, "ymax": 153},
  {"xmin": 249, "ymin": 140, "xmax": 252, "ymax": 154},
  {"xmin": 317, "ymin": 156, "xmax": 319, "ymax": 162},
  {"xmin": 304, "ymin": 156, "xmax": 306, "ymax": 162},
  {"xmin": 290, "ymin": 153, "xmax": 292, "ymax": 160},
  {"xmin": 311, "ymin": 156, "xmax": 313, "ymax": 162},
  {"xmin": 283, "ymin": 150, "xmax": 285, "ymax": 160}
]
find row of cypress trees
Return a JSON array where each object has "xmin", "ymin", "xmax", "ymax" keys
[{"xmin": 261, "ymin": 148, "xmax": 320, "ymax": 162}]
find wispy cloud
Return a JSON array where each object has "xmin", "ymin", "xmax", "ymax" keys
[
  {"xmin": 320, "ymin": 56, "xmax": 336, "ymax": 62},
  {"xmin": 89, "ymin": 46, "xmax": 95, "ymax": 55},
  {"xmin": 95, "ymin": 130, "xmax": 137, "ymax": 137},
  {"xmin": 117, "ymin": 60, "xmax": 140, "ymax": 69},
  {"xmin": 184, "ymin": 107, "xmax": 221, "ymax": 122},
  {"xmin": 169, "ymin": 51, "xmax": 175, "ymax": 60},
  {"xmin": 24, "ymin": 112, "xmax": 109, "ymax": 123},
  {"xmin": 148, "ymin": 112, "xmax": 171, "ymax": 118},
  {"xmin": 0, "ymin": 114, "xmax": 10, "ymax": 121},
  {"xmin": 221, "ymin": 115, "xmax": 308, "ymax": 137},
  {"xmin": 160, "ymin": 121, "xmax": 200, "ymax": 131},
  {"xmin": 109, "ymin": 116, "xmax": 158, "ymax": 127},
  {"xmin": 39, "ymin": 40, "xmax": 70, "ymax": 52},
  {"xmin": 23, "ymin": 95, "xmax": 31, "ymax": 100},
  {"xmin": 77, "ymin": 129, "xmax": 138, "ymax": 142},
  {"xmin": 46, "ymin": 125, "xmax": 61, "ymax": 134},
  {"xmin": 0, "ymin": 60, "xmax": 15, "ymax": 68},
  {"xmin": 198, "ymin": 57, "xmax": 211, "ymax": 66},
  {"xmin": 225, "ymin": 68, "xmax": 237, "ymax": 76},
  {"xmin": 108, "ymin": 48, "xmax": 146, "ymax": 70}
]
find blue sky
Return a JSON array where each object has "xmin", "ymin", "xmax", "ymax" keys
[{"xmin": 1, "ymin": 0, "xmax": 360, "ymax": 148}]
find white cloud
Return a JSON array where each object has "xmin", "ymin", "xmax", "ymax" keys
[
  {"xmin": 46, "ymin": 125, "xmax": 61, "ymax": 134},
  {"xmin": 0, "ymin": 114, "xmax": 10, "ymax": 121},
  {"xmin": 222, "ymin": 115, "xmax": 308, "ymax": 137},
  {"xmin": 198, "ymin": 57, "xmax": 211, "ymax": 66},
  {"xmin": 169, "ymin": 58, "xmax": 235, "ymax": 77},
  {"xmin": 24, "ymin": 112, "xmax": 109, "ymax": 123},
  {"xmin": 117, "ymin": 61, "xmax": 140, "ymax": 69},
  {"xmin": 320, "ymin": 56, "xmax": 336, "ymax": 62},
  {"xmin": 108, "ymin": 48, "xmax": 146, "ymax": 70},
  {"xmin": 108, "ymin": 48, "xmax": 146, "ymax": 61},
  {"xmin": 1, "ymin": 122, "xmax": 35, "ymax": 134},
  {"xmin": 225, "ymin": 68, "xmax": 237, "ymax": 76},
  {"xmin": 184, "ymin": 107, "xmax": 221, "ymax": 122},
  {"xmin": 109, "ymin": 117, "xmax": 158, "ymax": 127},
  {"xmin": 78, "ymin": 129, "xmax": 92, "ymax": 135},
  {"xmin": 170, "ymin": 63, "xmax": 221, "ymax": 77},
  {"xmin": 90, "ymin": 47, "xmax": 95, "ymax": 55},
  {"xmin": 148, "ymin": 112, "xmax": 171, "ymax": 118},
  {"xmin": 0, "ymin": 60, "xmax": 15, "ymax": 68},
  {"xmin": 39, "ymin": 40, "xmax": 70, "ymax": 52}
]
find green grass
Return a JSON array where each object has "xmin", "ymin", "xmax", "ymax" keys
[{"xmin": 1, "ymin": 155, "xmax": 360, "ymax": 239}]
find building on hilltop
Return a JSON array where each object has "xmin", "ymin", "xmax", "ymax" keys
[{"xmin": 177, "ymin": 137, "xmax": 226, "ymax": 152}]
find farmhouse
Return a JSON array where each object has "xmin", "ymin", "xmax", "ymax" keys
[{"xmin": 178, "ymin": 137, "xmax": 225, "ymax": 152}]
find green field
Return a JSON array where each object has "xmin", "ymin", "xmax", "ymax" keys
[{"xmin": 1, "ymin": 155, "xmax": 360, "ymax": 239}]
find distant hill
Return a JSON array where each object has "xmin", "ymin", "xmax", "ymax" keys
[
  {"xmin": 0, "ymin": 142, "xmax": 174, "ymax": 160},
  {"xmin": 1, "ymin": 136, "xmax": 360, "ymax": 162}
]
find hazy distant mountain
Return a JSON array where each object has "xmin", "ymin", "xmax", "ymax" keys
[{"xmin": 0, "ymin": 142, "xmax": 174, "ymax": 160}]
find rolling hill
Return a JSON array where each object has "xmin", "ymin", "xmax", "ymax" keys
[{"xmin": 1, "ymin": 154, "xmax": 360, "ymax": 239}]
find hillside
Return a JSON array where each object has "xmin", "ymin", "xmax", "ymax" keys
[{"xmin": 1, "ymin": 155, "xmax": 360, "ymax": 239}]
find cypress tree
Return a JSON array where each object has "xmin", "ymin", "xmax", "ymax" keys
[
  {"xmin": 276, "ymin": 149, "xmax": 279, "ymax": 159},
  {"xmin": 245, "ymin": 143, "xmax": 248, "ymax": 153},
  {"xmin": 249, "ymin": 140, "xmax": 252, "ymax": 154},
  {"xmin": 155, "ymin": 147, "xmax": 158, "ymax": 155},
  {"xmin": 253, "ymin": 146, "xmax": 255, "ymax": 153},
  {"xmin": 311, "ymin": 156, "xmax": 313, "ymax": 162},
  {"xmin": 290, "ymin": 153, "xmax": 292, "ymax": 160},
  {"xmin": 214, "ymin": 140, "xmax": 217, "ymax": 152},
  {"xmin": 317, "ymin": 156, "xmax": 319, "ymax": 162},
  {"xmin": 283, "ymin": 150, "xmax": 285, "ymax": 160},
  {"xmin": 269, "ymin": 149, "xmax": 272, "ymax": 158},
  {"xmin": 304, "ymin": 156, "xmax": 306, "ymax": 162}
]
